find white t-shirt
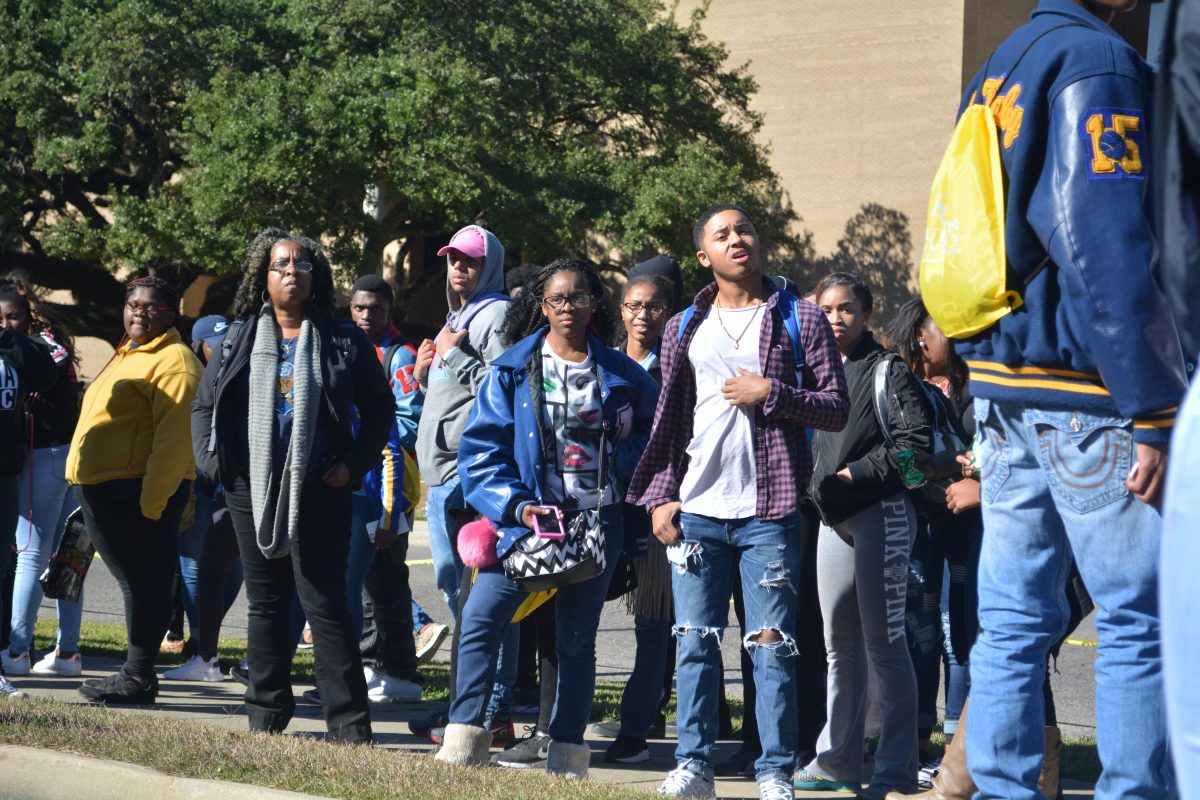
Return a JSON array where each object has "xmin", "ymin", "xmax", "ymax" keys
[
  {"xmin": 540, "ymin": 341, "xmax": 610, "ymax": 510},
  {"xmin": 678, "ymin": 304, "xmax": 763, "ymax": 517}
]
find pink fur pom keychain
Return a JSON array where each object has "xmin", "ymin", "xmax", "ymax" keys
[{"xmin": 457, "ymin": 518, "xmax": 500, "ymax": 568}]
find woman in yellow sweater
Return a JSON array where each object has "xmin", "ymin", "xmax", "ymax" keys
[{"xmin": 66, "ymin": 275, "xmax": 203, "ymax": 704}]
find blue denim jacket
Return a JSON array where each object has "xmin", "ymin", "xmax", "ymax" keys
[{"xmin": 459, "ymin": 328, "xmax": 658, "ymax": 559}]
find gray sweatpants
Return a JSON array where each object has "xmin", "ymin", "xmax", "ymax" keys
[{"xmin": 807, "ymin": 493, "xmax": 919, "ymax": 790}]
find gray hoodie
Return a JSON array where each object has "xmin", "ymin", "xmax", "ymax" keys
[{"xmin": 415, "ymin": 226, "xmax": 510, "ymax": 487}]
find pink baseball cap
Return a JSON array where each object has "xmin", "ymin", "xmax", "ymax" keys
[{"xmin": 437, "ymin": 227, "xmax": 486, "ymax": 259}]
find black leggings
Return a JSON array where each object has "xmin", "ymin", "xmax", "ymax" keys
[{"xmin": 77, "ymin": 479, "xmax": 190, "ymax": 678}]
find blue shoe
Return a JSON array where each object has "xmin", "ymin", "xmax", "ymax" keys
[{"xmin": 793, "ymin": 769, "xmax": 860, "ymax": 793}]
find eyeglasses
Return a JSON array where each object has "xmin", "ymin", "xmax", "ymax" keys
[
  {"xmin": 125, "ymin": 301, "xmax": 171, "ymax": 316},
  {"xmin": 622, "ymin": 301, "xmax": 668, "ymax": 319},
  {"xmin": 269, "ymin": 260, "xmax": 314, "ymax": 273},
  {"xmin": 541, "ymin": 292, "xmax": 595, "ymax": 310}
]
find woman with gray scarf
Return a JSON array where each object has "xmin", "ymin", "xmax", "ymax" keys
[{"xmin": 192, "ymin": 228, "xmax": 394, "ymax": 743}]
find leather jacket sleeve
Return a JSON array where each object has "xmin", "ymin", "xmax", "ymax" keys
[
  {"xmin": 845, "ymin": 357, "xmax": 933, "ymax": 486},
  {"xmin": 1028, "ymin": 75, "xmax": 1188, "ymax": 440},
  {"xmin": 191, "ymin": 339, "xmax": 222, "ymax": 483},
  {"xmin": 460, "ymin": 367, "xmax": 534, "ymax": 527}
]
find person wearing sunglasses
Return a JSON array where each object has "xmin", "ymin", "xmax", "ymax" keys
[
  {"xmin": 191, "ymin": 228, "xmax": 394, "ymax": 743},
  {"xmin": 66, "ymin": 275, "xmax": 203, "ymax": 703}
]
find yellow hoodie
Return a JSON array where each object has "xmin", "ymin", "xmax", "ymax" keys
[{"xmin": 66, "ymin": 329, "xmax": 203, "ymax": 521}]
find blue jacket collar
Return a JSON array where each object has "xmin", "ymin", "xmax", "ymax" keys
[
  {"xmin": 1032, "ymin": 0, "xmax": 1121, "ymax": 39},
  {"xmin": 491, "ymin": 328, "xmax": 632, "ymax": 389}
]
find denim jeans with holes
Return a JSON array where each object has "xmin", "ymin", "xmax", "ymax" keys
[
  {"xmin": 670, "ymin": 511, "xmax": 801, "ymax": 782},
  {"xmin": 967, "ymin": 399, "xmax": 1172, "ymax": 800}
]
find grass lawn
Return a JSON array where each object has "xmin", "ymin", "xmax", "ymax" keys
[{"xmin": 7, "ymin": 618, "xmax": 1100, "ymax": 790}]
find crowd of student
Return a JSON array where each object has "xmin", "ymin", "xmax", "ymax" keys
[{"xmin": 0, "ymin": 2, "xmax": 1198, "ymax": 800}]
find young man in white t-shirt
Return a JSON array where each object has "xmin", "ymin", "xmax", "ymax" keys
[{"xmin": 628, "ymin": 205, "xmax": 849, "ymax": 799}]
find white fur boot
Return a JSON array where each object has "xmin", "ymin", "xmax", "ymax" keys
[
  {"xmin": 546, "ymin": 740, "xmax": 591, "ymax": 779},
  {"xmin": 434, "ymin": 723, "xmax": 492, "ymax": 767}
]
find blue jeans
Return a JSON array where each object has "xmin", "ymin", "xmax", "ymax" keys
[
  {"xmin": 968, "ymin": 399, "xmax": 1172, "ymax": 799},
  {"xmin": 941, "ymin": 511, "xmax": 981, "ymax": 737},
  {"xmin": 346, "ymin": 494, "xmax": 378, "ymax": 636},
  {"xmin": 905, "ymin": 523, "xmax": 942, "ymax": 741},
  {"xmin": 449, "ymin": 505, "xmax": 623, "ymax": 743},
  {"xmin": 425, "ymin": 476, "xmax": 466, "ymax": 617},
  {"xmin": 412, "ymin": 601, "xmax": 433, "ymax": 634},
  {"xmin": 8, "ymin": 446, "xmax": 82, "ymax": 655},
  {"xmin": 618, "ymin": 614, "xmax": 673, "ymax": 739},
  {"xmin": 1162, "ymin": 375, "xmax": 1200, "ymax": 799},
  {"xmin": 179, "ymin": 485, "xmax": 242, "ymax": 638},
  {"xmin": 671, "ymin": 511, "xmax": 801, "ymax": 782}
]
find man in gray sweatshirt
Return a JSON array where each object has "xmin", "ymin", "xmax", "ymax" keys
[{"xmin": 414, "ymin": 225, "xmax": 509, "ymax": 616}]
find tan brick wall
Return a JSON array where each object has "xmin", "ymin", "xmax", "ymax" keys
[{"xmin": 677, "ymin": 0, "xmax": 969, "ymax": 282}]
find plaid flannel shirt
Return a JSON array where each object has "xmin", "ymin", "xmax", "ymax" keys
[{"xmin": 627, "ymin": 279, "xmax": 849, "ymax": 520}]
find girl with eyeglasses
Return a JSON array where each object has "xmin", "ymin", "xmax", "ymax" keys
[
  {"xmin": 66, "ymin": 275, "xmax": 203, "ymax": 704},
  {"xmin": 435, "ymin": 258, "xmax": 658, "ymax": 779},
  {"xmin": 191, "ymin": 228, "xmax": 394, "ymax": 743}
]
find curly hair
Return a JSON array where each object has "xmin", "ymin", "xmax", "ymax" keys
[
  {"xmin": 500, "ymin": 258, "xmax": 618, "ymax": 347},
  {"xmin": 886, "ymin": 295, "xmax": 968, "ymax": 404},
  {"xmin": 231, "ymin": 227, "xmax": 336, "ymax": 320},
  {"xmin": 0, "ymin": 272, "xmax": 78, "ymax": 364}
]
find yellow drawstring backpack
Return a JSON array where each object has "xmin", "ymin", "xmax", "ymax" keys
[{"xmin": 919, "ymin": 24, "xmax": 1081, "ymax": 339}]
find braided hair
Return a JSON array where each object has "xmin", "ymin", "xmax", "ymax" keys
[
  {"xmin": 231, "ymin": 227, "xmax": 336, "ymax": 319},
  {"xmin": 125, "ymin": 275, "xmax": 180, "ymax": 329},
  {"xmin": 500, "ymin": 258, "xmax": 618, "ymax": 347},
  {"xmin": 886, "ymin": 295, "xmax": 968, "ymax": 405},
  {"xmin": 0, "ymin": 272, "xmax": 77, "ymax": 364}
]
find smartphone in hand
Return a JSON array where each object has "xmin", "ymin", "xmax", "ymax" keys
[{"xmin": 532, "ymin": 506, "xmax": 566, "ymax": 540}]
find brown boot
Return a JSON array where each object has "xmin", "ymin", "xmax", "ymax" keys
[
  {"xmin": 1037, "ymin": 726, "xmax": 1062, "ymax": 799},
  {"xmin": 891, "ymin": 702, "xmax": 975, "ymax": 799}
]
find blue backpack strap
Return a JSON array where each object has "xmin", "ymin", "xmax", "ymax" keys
[
  {"xmin": 775, "ymin": 289, "xmax": 804, "ymax": 374},
  {"xmin": 676, "ymin": 304, "xmax": 697, "ymax": 343}
]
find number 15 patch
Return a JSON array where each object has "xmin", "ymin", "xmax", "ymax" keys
[{"xmin": 1080, "ymin": 107, "xmax": 1145, "ymax": 180}]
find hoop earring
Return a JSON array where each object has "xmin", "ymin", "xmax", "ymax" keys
[{"xmin": 261, "ymin": 289, "xmax": 270, "ymax": 304}]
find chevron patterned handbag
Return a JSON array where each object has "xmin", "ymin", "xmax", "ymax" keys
[{"xmin": 503, "ymin": 424, "xmax": 609, "ymax": 592}]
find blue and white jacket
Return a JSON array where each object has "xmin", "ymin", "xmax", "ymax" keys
[
  {"xmin": 459, "ymin": 328, "xmax": 659, "ymax": 560},
  {"xmin": 955, "ymin": 0, "xmax": 1187, "ymax": 443}
]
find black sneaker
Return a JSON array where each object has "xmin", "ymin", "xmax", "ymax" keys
[
  {"xmin": 604, "ymin": 733, "xmax": 649, "ymax": 764},
  {"xmin": 492, "ymin": 728, "xmax": 551, "ymax": 768},
  {"xmin": 409, "ymin": 709, "xmax": 449, "ymax": 740},
  {"xmin": 229, "ymin": 664, "xmax": 250, "ymax": 687},
  {"xmin": 486, "ymin": 715, "xmax": 516, "ymax": 747},
  {"xmin": 78, "ymin": 671, "xmax": 157, "ymax": 704}
]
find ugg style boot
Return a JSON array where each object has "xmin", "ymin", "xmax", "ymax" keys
[
  {"xmin": 434, "ymin": 723, "xmax": 492, "ymax": 767},
  {"xmin": 894, "ymin": 700, "xmax": 975, "ymax": 800},
  {"xmin": 1038, "ymin": 726, "xmax": 1062, "ymax": 799},
  {"xmin": 546, "ymin": 740, "xmax": 591, "ymax": 779}
]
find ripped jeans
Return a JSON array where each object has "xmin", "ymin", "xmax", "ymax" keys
[{"xmin": 671, "ymin": 511, "xmax": 801, "ymax": 782}]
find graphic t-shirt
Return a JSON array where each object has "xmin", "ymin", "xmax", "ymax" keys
[
  {"xmin": 540, "ymin": 341, "xmax": 610, "ymax": 510},
  {"xmin": 678, "ymin": 304, "xmax": 762, "ymax": 518},
  {"xmin": 274, "ymin": 336, "xmax": 325, "ymax": 477}
]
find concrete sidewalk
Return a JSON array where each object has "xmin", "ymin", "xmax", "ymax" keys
[{"xmin": 3, "ymin": 652, "xmax": 1097, "ymax": 799}]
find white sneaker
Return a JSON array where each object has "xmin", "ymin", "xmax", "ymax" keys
[
  {"xmin": 758, "ymin": 774, "xmax": 794, "ymax": 800},
  {"xmin": 0, "ymin": 675, "xmax": 28, "ymax": 700},
  {"xmin": 364, "ymin": 668, "xmax": 421, "ymax": 703},
  {"xmin": 415, "ymin": 622, "xmax": 449, "ymax": 665},
  {"xmin": 164, "ymin": 655, "xmax": 226, "ymax": 682},
  {"xmin": 658, "ymin": 766, "xmax": 716, "ymax": 799},
  {"xmin": 30, "ymin": 651, "xmax": 83, "ymax": 677},
  {"xmin": 1, "ymin": 651, "xmax": 30, "ymax": 676}
]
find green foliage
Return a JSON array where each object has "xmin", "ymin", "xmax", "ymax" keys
[{"xmin": 0, "ymin": 0, "xmax": 803, "ymax": 287}]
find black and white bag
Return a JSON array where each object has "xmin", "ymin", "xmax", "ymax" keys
[{"xmin": 502, "ymin": 424, "xmax": 609, "ymax": 592}]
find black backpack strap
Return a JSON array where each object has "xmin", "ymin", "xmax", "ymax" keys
[{"xmin": 382, "ymin": 342, "xmax": 403, "ymax": 384}]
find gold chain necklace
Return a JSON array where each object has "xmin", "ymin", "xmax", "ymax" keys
[{"xmin": 714, "ymin": 297, "xmax": 764, "ymax": 350}]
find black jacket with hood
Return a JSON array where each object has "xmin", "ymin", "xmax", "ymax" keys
[
  {"xmin": 0, "ymin": 329, "xmax": 57, "ymax": 478},
  {"xmin": 191, "ymin": 305, "xmax": 395, "ymax": 490},
  {"xmin": 809, "ymin": 331, "xmax": 932, "ymax": 528}
]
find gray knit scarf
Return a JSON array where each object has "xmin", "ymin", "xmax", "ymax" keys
[{"xmin": 247, "ymin": 305, "xmax": 321, "ymax": 559}]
